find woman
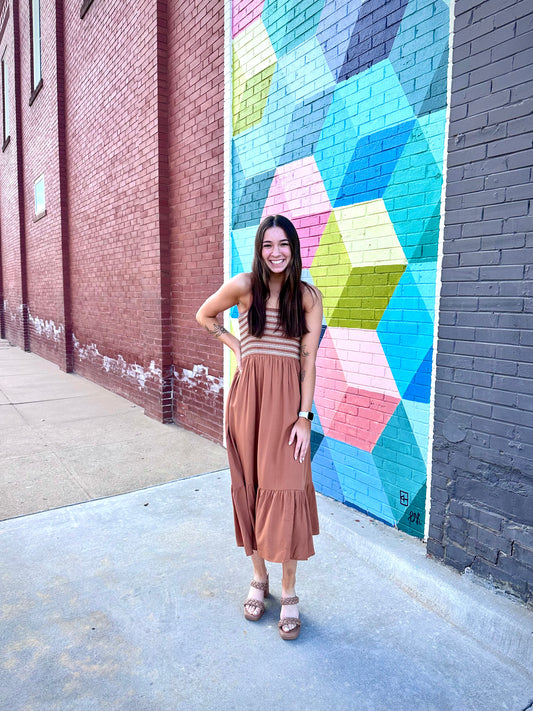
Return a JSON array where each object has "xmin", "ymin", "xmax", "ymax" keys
[{"xmin": 196, "ymin": 214, "xmax": 323, "ymax": 640}]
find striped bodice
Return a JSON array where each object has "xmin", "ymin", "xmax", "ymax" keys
[{"xmin": 239, "ymin": 307, "xmax": 301, "ymax": 360}]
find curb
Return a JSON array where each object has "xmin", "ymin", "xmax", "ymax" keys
[{"xmin": 318, "ymin": 492, "xmax": 533, "ymax": 677}]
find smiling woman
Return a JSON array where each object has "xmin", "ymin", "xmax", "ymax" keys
[
  {"xmin": 196, "ymin": 214, "xmax": 323, "ymax": 640},
  {"xmin": 261, "ymin": 227, "xmax": 291, "ymax": 272}
]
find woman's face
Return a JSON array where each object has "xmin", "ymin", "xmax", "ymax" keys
[{"xmin": 261, "ymin": 226, "xmax": 292, "ymax": 275}]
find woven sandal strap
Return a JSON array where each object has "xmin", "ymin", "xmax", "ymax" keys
[
  {"xmin": 280, "ymin": 596, "xmax": 299, "ymax": 605},
  {"xmin": 278, "ymin": 617, "xmax": 301, "ymax": 629},
  {"xmin": 250, "ymin": 579, "xmax": 268, "ymax": 592},
  {"xmin": 243, "ymin": 598, "xmax": 265, "ymax": 611}
]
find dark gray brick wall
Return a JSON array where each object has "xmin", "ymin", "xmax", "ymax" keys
[{"xmin": 429, "ymin": 0, "xmax": 533, "ymax": 606}]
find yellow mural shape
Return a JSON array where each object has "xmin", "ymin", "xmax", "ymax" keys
[
  {"xmin": 334, "ymin": 200, "xmax": 408, "ymax": 269},
  {"xmin": 233, "ymin": 18, "xmax": 277, "ymax": 131},
  {"xmin": 310, "ymin": 210, "xmax": 406, "ymax": 329}
]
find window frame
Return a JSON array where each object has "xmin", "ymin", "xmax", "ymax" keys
[
  {"xmin": 80, "ymin": 0, "xmax": 96, "ymax": 19},
  {"xmin": 34, "ymin": 174, "xmax": 46, "ymax": 220},
  {"xmin": 1, "ymin": 51, "xmax": 9, "ymax": 150},
  {"xmin": 29, "ymin": 0, "xmax": 42, "ymax": 104}
]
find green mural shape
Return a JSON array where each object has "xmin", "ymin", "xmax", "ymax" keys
[
  {"xmin": 310, "ymin": 213, "xmax": 406, "ymax": 329},
  {"xmin": 372, "ymin": 401, "xmax": 427, "ymax": 538},
  {"xmin": 331, "ymin": 264, "xmax": 406, "ymax": 329},
  {"xmin": 398, "ymin": 483, "xmax": 426, "ymax": 538},
  {"xmin": 233, "ymin": 64, "xmax": 276, "ymax": 136}
]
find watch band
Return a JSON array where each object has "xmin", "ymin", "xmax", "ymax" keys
[{"xmin": 298, "ymin": 411, "xmax": 314, "ymax": 421}]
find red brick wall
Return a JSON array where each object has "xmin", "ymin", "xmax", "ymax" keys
[
  {"xmin": 19, "ymin": 0, "xmax": 66, "ymax": 366},
  {"xmin": 0, "ymin": 1, "xmax": 24, "ymax": 347},
  {"xmin": 168, "ymin": 0, "xmax": 225, "ymax": 442},
  {"xmin": 63, "ymin": 0, "xmax": 170, "ymax": 420},
  {"xmin": 1, "ymin": 0, "xmax": 226, "ymax": 440}
]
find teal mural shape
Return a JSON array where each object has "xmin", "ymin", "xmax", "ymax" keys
[
  {"xmin": 382, "ymin": 122, "xmax": 443, "ymax": 262},
  {"xmin": 389, "ymin": 0, "xmax": 450, "ymax": 116},
  {"xmin": 377, "ymin": 268, "xmax": 435, "ymax": 399},
  {"xmin": 259, "ymin": 36, "xmax": 335, "ymax": 169},
  {"xmin": 262, "ymin": 0, "xmax": 326, "ymax": 58},
  {"xmin": 372, "ymin": 402, "xmax": 427, "ymax": 536},
  {"xmin": 230, "ymin": 0, "xmax": 449, "ymax": 538}
]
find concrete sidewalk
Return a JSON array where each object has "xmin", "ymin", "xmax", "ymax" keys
[
  {"xmin": 1, "ymin": 340, "xmax": 532, "ymax": 711},
  {"xmin": 0, "ymin": 340, "xmax": 227, "ymax": 520}
]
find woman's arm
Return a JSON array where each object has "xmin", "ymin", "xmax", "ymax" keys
[
  {"xmin": 196, "ymin": 273, "xmax": 252, "ymax": 368},
  {"xmin": 289, "ymin": 287, "xmax": 323, "ymax": 462}
]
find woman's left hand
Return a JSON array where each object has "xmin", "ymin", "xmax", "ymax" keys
[{"xmin": 289, "ymin": 417, "xmax": 312, "ymax": 463}]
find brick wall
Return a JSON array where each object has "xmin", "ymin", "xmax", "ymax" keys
[
  {"xmin": 0, "ymin": 0, "xmax": 25, "ymax": 348},
  {"xmin": 63, "ymin": 0, "xmax": 171, "ymax": 420},
  {"xmin": 19, "ymin": 0, "xmax": 67, "ymax": 367},
  {"xmin": 428, "ymin": 0, "xmax": 533, "ymax": 604},
  {"xmin": 168, "ymin": 0, "xmax": 225, "ymax": 441},
  {"xmin": 0, "ymin": 0, "xmax": 226, "ymax": 435}
]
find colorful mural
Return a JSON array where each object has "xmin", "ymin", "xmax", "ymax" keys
[{"xmin": 229, "ymin": 0, "xmax": 450, "ymax": 537}]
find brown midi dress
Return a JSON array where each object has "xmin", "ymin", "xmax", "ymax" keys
[{"xmin": 225, "ymin": 307, "xmax": 319, "ymax": 563}]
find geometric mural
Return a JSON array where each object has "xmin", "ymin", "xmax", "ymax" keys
[{"xmin": 229, "ymin": 0, "xmax": 450, "ymax": 538}]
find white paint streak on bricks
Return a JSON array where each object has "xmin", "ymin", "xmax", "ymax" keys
[
  {"xmin": 73, "ymin": 335, "xmax": 162, "ymax": 391},
  {"xmin": 175, "ymin": 364, "xmax": 223, "ymax": 395},
  {"xmin": 28, "ymin": 312, "xmax": 64, "ymax": 342}
]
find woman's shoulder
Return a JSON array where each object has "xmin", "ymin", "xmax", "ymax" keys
[
  {"xmin": 301, "ymin": 282, "xmax": 322, "ymax": 311},
  {"xmin": 229, "ymin": 272, "xmax": 253, "ymax": 310},
  {"xmin": 228, "ymin": 272, "xmax": 253, "ymax": 293}
]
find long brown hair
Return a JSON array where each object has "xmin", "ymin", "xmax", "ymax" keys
[{"xmin": 249, "ymin": 215, "xmax": 309, "ymax": 338}]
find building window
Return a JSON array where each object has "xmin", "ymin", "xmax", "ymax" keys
[
  {"xmin": 80, "ymin": 0, "xmax": 96, "ymax": 19},
  {"xmin": 29, "ymin": 0, "xmax": 42, "ymax": 102},
  {"xmin": 2, "ymin": 55, "xmax": 9, "ymax": 150},
  {"xmin": 34, "ymin": 175, "xmax": 46, "ymax": 218}
]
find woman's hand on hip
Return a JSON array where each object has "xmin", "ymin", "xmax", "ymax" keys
[{"xmin": 289, "ymin": 417, "xmax": 312, "ymax": 463}]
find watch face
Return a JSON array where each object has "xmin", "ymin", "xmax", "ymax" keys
[{"xmin": 308, "ymin": 412, "xmax": 314, "ymax": 421}]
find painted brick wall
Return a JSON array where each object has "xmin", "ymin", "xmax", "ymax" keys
[
  {"xmin": 168, "ymin": 0, "xmax": 225, "ymax": 441},
  {"xmin": 428, "ymin": 0, "xmax": 533, "ymax": 604},
  {"xmin": 230, "ymin": 0, "xmax": 450, "ymax": 537}
]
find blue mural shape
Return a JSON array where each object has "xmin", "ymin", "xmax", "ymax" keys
[{"xmin": 335, "ymin": 119, "xmax": 416, "ymax": 206}]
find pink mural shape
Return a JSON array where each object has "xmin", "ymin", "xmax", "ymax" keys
[
  {"xmin": 315, "ymin": 328, "xmax": 400, "ymax": 452},
  {"xmin": 262, "ymin": 157, "xmax": 332, "ymax": 267},
  {"xmin": 233, "ymin": 0, "xmax": 265, "ymax": 37},
  {"xmin": 292, "ymin": 212, "xmax": 330, "ymax": 268}
]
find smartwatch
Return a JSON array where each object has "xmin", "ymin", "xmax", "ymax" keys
[{"xmin": 298, "ymin": 411, "xmax": 314, "ymax": 421}]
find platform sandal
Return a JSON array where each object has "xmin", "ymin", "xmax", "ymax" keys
[
  {"xmin": 243, "ymin": 575, "xmax": 269, "ymax": 621},
  {"xmin": 278, "ymin": 595, "xmax": 301, "ymax": 640}
]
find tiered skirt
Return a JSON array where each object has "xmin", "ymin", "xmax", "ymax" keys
[{"xmin": 226, "ymin": 354, "xmax": 319, "ymax": 563}]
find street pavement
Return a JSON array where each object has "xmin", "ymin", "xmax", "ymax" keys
[{"xmin": 1, "ymin": 339, "xmax": 532, "ymax": 711}]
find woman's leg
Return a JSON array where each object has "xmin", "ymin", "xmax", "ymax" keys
[
  {"xmin": 244, "ymin": 551, "xmax": 268, "ymax": 617},
  {"xmin": 280, "ymin": 559, "xmax": 299, "ymax": 633}
]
